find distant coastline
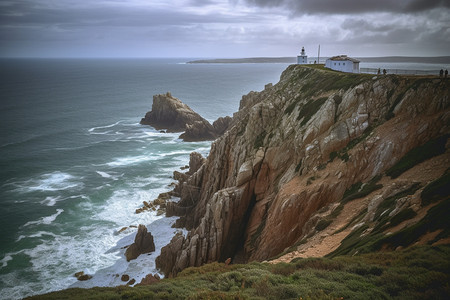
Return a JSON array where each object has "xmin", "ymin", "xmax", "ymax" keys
[{"xmin": 187, "ymin": 56, "xmax": 450, "ymax": 64}]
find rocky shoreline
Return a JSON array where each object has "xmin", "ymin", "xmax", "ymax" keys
[{"xmin": 149, "ymin": 65, "xmax": 449, "ymax": 277}]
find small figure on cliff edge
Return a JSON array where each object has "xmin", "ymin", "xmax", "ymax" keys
[
  {"xmin": 383, "ymin": 69, "xmax": 387, "ymax": 75},
  {"xmin": 445, "ymin": 69, "xmax": 448, "ymax": 78},
  {"xmin": 377, "ymin": 68, "xmax": 381, "ymax": 75},
  {"xmin": 440, "ymin": 69, "xmax": 444, "ymax": 78}
]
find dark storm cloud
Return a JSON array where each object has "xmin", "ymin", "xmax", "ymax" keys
[
  {"xmin": 0, "ymin": 1, "xmax": 236, "ymax": 29},
  {"xmin": 1, "ymin": 0, "xmax": 448, "ymax": 57},
  {"xmin": 243, "ymin": 0, "xmax": 450, "ymax": 14}
]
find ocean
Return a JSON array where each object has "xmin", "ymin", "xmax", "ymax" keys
[
  {"xmin": 0, "ymin": 58, "xmax": 447, "ymax": 299},
  {"xmin": 0, "ymin": 58, "xmax": 290, "ymax": 299}
]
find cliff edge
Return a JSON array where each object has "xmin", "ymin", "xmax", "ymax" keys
[{"xmin": 156, "ymin": 65, "xmax": 450, "ymax": 277}]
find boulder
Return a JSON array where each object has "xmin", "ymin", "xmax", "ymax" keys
[
  {"xmin": 125, "ymin": 225, "xmax": 155, "ymax": 261},
  {"xmin": 74, "ymin": 271, "xmax": 92, "ymax": 281},
  {"xmin": 139, "ymin": 273, "xmax": 160, "ymax": 285}
]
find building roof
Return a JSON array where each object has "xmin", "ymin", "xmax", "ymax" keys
[{"xmin": 328, "ymin": 55, "xmax": 360, "ymax": 63}]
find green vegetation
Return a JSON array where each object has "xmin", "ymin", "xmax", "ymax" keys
[
  {"xmin": 315, "ymin": 219, "xmax": 333, "ymax": 231},
  {"xmin": 373, "ymin": 183, "xmax": 421, "ymax": 221},
  {"xmin": 253, "ymin": 131, "xmax": 267, "ymax": 149},
  {"xmin": 385, "ymin": 92, "xmax": 406, "ymax": 120},
  {"xmin": 389, "ymin": 208, "xmax": 417, "ymax": 228},
  {"xmin": 421, "ymin": 170, "xmax": 450, "ymax": 206},
  {"xmin": 29, "ymin": 245, "xmax": 450, "ymax": 300},
  {"xmin": 315, "ymin": 204, "xmax": 344, "ymax": 232},
  {"xmin": 297, "ymin": 97, "xmax": 328, "ymax": 126},
  {"xmin": 341, "ymin": 175, "xmax": 383, "ymax": 204},
  {"xmin": 330, "ymin": 196, "xmax": 450, "ymax": 258},
  {"xmin": 386, "ymin": 134, "xmax": 449, "ymax": 178}
]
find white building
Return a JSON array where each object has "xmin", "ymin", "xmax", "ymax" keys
[
  {"xmin": 325, "ymin": 55, "xmax": 360, "ymax": 73},
  {"xmin": 297, "ymin": 47, "xmax": 307, "ymax": 64}
]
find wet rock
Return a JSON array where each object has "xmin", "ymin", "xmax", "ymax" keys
[
  {"xmin": 74, "ymin": 271, "xmax": 92, "ymax": 281},
  {"xmin": 125, "ymin": 225, "xmax": 155, "ymax": 261},
  {"xmin": 121, "ymin": 274, "xmax": 129, "ymax": 282},
  {"xmin": 127, "ymin": 278, "xmax": 136, "ymax": 285}
]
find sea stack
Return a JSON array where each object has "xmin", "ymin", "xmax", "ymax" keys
[
  {"xmin": 140, "ymin": 92, "xmax": 232, "ymax": 141},
  {"xmin": 125, "ymin": 224, "xmax": 155, "ymax": 261}
]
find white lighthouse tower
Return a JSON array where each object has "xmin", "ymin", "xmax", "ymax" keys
[{"xmin": 297, "ymin": 47, "xmax": 307, "ymax": 64}]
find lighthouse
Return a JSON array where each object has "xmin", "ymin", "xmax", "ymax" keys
[{"xmin": 297, "ymin": 47, "xmax": 307, "ymax": 64}]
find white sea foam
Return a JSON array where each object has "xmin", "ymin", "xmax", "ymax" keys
[
  {"xmin": 96, "ymin": 189, "xmax": 162, "ymax": 226},
  {"xmin": 23, "ymin": 209, "xmax": 64, "ymax": 227},
  {"xmin": 15, "ymin": 172, "xmax": 82, "ymax": 193},
  {"xmin": 71, "ymin": 216, "xmax": 182, "ymax": 289},
  {"xmin": 88, "ymin": 120, "xmax": 123, "ymax": 133},
  {"xmin": 105, "ymin": 155, "xmax": 158, "ymax": 167},
  {"xmin": 0, "ymin": 255, "xmax": 13, "ymax": 268},
  {"xmin": 95, "ymin": 171, "xmax": 120, "ymax": 180},
  {"xmin": 16, "ymin": 231, "xmax": 58, "ymax": 242},
  {"xmin": 40, "ymin": 196, "xmax": 61, "ymax": 206}
]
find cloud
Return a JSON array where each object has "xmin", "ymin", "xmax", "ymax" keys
[
  {"xmin": 243, "ymin": 0, "xmax": 450, "ymax": 15},
  {"xmin": 0, "ymin": 0, "xmax": 448, "ymax": 57}
]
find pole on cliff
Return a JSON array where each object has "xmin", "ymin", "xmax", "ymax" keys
[{"xmin": 318, "ymin": 44, "xmax": 320, "ymax": 64}]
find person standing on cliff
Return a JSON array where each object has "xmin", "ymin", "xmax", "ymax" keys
[
  {"xmin": 445, "ymin": 69, "xmax": 448, "ymax": 78},
  {"xmin": 440, "ymin": 69, "xmax": 444, "ymax": 78}
]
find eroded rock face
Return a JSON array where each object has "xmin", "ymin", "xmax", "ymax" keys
[
  {"xmin": 140, "ymin": 92, "xmax": 231, "ymax": 141},
  {"xmin": 156, "ymin": 66, "xmax": 450, "ymax": 276},
  {"xmin": 140, "ymin": 92, "xmax": 205, "ymax": 132},
  {"xmin": 125, "ymin": 225, "xmax": 155, "ymax": 261}
]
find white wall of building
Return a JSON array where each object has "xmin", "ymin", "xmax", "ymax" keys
[
  {"xmin": 325, "ymin": 59, "xmax": 359, "ymax": 73},
  {"xmin": 297, "ymin": 55, "xmax": 307, "ymax": 64}
]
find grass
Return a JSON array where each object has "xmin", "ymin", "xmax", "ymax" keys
[
  {"xmin": 421, "ymin": 170, "xmax": 450, "ymax": 206},
  {"xmin": 28, "ymin": 245, "xmax": 450, "ymax": 300},
  {"xmin": 297, "ymin": 97, "xmax": 328, "ymax": 126},
  {"xmin": 341, "ymin": 175, "xmax": 383, "ymax": 204},
  {"xmin": 386, "ymin": 134, "xmax": 449, "ymax": 178}
]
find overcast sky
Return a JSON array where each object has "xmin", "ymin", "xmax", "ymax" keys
[{"xmin": 0, "ymin": 0, "xmax": 449, "ymax": 58}]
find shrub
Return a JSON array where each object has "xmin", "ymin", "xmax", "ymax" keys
[
  {"xmin": 316, "ymin": 219, "xmax": 333, "ymax": 231},
  {"xmin": 421, "ymin": 170, "xmax": 450, "ymax": 206},
  {"xmin": 389, "ymin": 208, "xmax": 417, "ymax": 228}
]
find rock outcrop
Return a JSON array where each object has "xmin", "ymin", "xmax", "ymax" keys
[
  {"xmin": 140, "ymin": 92, "xmax": 232, "ymax": 141},
  {"xmin": 140, "ymin": 92, "xmax": 205, "ymax": 132},
  {"xmin": 156, "ymin": 65, "xmax": 450, "ymax": 277},
  {"xmin": 125, "ymin": 224, "xmax": 155, "ymax": 261}
]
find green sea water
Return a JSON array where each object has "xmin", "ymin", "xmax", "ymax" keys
[{"xmin": 0, "ymin": 58, "xmax": 290, "ymax": 299}]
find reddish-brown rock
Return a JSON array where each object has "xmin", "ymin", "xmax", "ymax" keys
[
  {"xmin": 125, "ymin": 225, "xmax": 155, "ymax": 261},
  {"xmin": 156, "ymin": 66, "xmax": 450, "ymax": 276}
]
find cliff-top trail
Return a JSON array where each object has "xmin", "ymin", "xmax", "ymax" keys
[{"xmin": 155, "ymin": 64, "xmax": 449, "ymax": 277}]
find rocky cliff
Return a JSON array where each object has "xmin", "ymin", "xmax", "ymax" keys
[{"xmin": 156, "ymin": 65, "xmax": 450, "ymax": 277}]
